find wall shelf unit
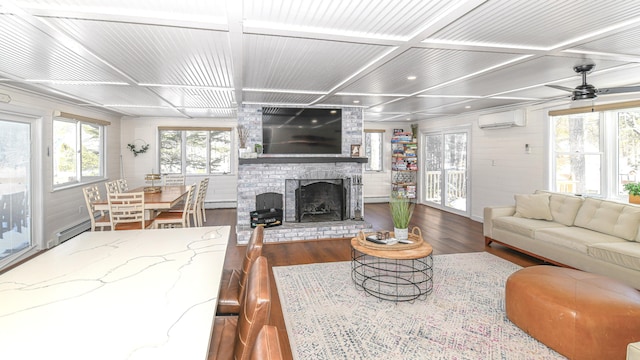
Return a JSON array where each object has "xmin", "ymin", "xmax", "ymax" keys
[{"xmin": 391, "ymin": 132, "xmax": 417, "ymax": 199}]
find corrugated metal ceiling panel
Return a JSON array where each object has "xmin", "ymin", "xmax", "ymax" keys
[
  {"xmin": 243, "ymin": 92, "xmax": 322, "ymax": 105},
  {"xmin": 429, "ymin": 0, "xmax": 640, "ymax": 49},
  {"xmin": 243, "ymin": 0, "xmax": 457, "ymax": 39},
  {"xmin": 341, "ymin": 48, "xmax": 524, "ymax": 94},
  {"xmin": 420, "ymin": 56, "xmax": 629, "ymax": 97},
  {"xmin": 243, "ymin": 34, "xmax": 391, "ymax": 91},
  {"xmin": 44, "ymin": 83, "xmax": 174, "ymax": 106},
  {"xmin": 47, "ymin": 18, "xmax": 234, "ymax": 87},
  {"xmin": 570, "ymin": 25, "xmax": 640, "ymax": 56},
  {"xmin": 151, "ymin": 87, "xmax": 235, "ymax": 108},
  {"xmin": 0, "ymin": 14, "xmax": 127, "ymax": 82}
]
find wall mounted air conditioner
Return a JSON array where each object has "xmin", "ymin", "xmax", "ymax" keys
[{"xmin": 477, "ymin": 109, "xmax": 526, "ymax": 129}]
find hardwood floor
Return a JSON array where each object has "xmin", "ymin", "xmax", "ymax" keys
[{"xmin": 205, "ymin": 203, "xmax": 544, "ymax": 360}]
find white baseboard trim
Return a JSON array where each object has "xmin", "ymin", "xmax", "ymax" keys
[
  {"xmin": 364, "ymin": 197, "xmax": 389, "ymax": 203},
  {"xmin": 204, "ymin": 201, "xmax": 237, "ymax": 209}
]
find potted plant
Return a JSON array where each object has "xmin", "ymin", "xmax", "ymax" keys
[
  {"xmin": 623, "ymin": 182, "xmax": 640, "ymax": 204},
  {"xmin": 389, "ymin": 193, "xmax": 415, "ymax": 240}
]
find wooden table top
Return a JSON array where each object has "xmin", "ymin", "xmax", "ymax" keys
[
  {"xmin": 93, "ymin": 185, "xmax": 188, "ymax": 211},
  {"xmin": 351, "ymin": 236, "xmax": 433, "ymax": 260}
]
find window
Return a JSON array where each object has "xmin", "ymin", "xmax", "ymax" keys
[
  {"xmin": 159, "ymin": 127, "xmax": 231, "ymax": 175},
  {"xmin": 551, "ymin": 112, "xmax": 601, "ymax": 195},
  {"xmin": 364, "ymin": 130, "xmax": 383, "ymax": 171},
  {"xmin": 53, "ymin": 116, "xmax": 105, "ymax": 187},
  {"xmin": 550, "ymin": 106, "xmax": 640, "ymax": 198}
]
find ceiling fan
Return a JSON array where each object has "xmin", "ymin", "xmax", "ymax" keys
[{"xmin": 546, "ymin": 64, "xmax": 640, "ymax": 101}]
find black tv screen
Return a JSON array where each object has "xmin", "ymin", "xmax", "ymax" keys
[{"xmin": 262, "ymin": 107, "xmax": 342, "ymax": 155}]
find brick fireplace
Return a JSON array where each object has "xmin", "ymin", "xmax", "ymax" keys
[{"xmin": 236, "ymin": 105, "xmax": 371, "ymax": 244}]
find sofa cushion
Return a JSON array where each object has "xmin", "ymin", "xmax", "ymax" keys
[
  {"xmin": 535, "ymin": 227, "xmax": 624, "ymax": 254},
  {"xmin": 514, "ymin": 193, "xmax": 553, "ymax": 220},
  {"xmin": 493, "ymin": 216, "xmax": 564, "ymax": 238},
  {"xmin": 588, "ymin": 242, "xmax": 640, "ymax": 271},
  {"xmin": 574, "ymin": 198, "xmax": 640, "ymax": 241},
  {"xmin": 548, "ymin": 193, "xmax": 584, "ymax": 226},
  {"xmin": 535, "ymin": 190, "xmax": 584, "ymax": 226}
]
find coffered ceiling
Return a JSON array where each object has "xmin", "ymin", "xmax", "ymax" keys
[{"xmin": 1, "ymin": 0, "xmax": 640, "ymax": 121}]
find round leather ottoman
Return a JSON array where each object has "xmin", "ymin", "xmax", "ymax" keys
[{"xmin": 505, "ymin": 265, "xmax": 640, "ymax": 360}]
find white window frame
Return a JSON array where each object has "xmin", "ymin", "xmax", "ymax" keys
[
  {"xmin": 52, "ymin": 117, "xmax": 106, "ymax": 189},
  {"xmin": 364, "ymin": 130, "xmax": 384, "ymax": 172},
  {"xmin": 550, "ymin": 106, "xmax": 640, "ymax": 201},
  {"xmin": 158, "ymin": 127, "xmax": 232, "ymax": 175}
]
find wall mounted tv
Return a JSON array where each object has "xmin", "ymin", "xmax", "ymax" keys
[{"xmin": 262, "ymin": 107, "xmax": 342, "ymax": 155}]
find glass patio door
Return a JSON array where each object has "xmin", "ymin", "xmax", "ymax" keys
[
  {"xmin": 0, "ymin": 118, "xmax": 32, "ymax": 265},
  {"xmin": 423, "ymin": 130, "xmax": 469, "ymax": 215}
]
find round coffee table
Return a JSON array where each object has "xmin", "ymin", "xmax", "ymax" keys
[{"xmin": 350, "ymin": 236, "xmax": 433, "ymax": 302}]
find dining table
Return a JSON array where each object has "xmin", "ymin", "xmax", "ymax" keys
[
  {"xmin": 93, "ymin": 185, "xmax": 189, "ymax": 213},
  {"xmin": 0, "ymin": 226, "xmax": 230, "ymax": 360}
]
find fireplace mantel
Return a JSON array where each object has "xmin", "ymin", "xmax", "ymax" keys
[{"xmin": 239, "ymin": 157, "xmax": 368, "ymax": 164}]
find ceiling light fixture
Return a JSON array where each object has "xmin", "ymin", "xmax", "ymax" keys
[
  {"xmin": 353, "ymin": 100, "xmax": 360, "ymax": 104},
  {"xmin": 465, "ymin": 105, "xmax": 471, "ymax": 109},
  {"xmin": 407, "ymin": 76, "xmax": 417, "ymax": 80}
]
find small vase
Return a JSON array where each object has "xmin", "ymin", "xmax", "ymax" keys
[{"xmin": 394, "ymin": 227, "xmax": 409, "ymax": 241}]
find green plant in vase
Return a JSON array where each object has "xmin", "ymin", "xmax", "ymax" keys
[
  {"xmin": 389, "ymin": 192, "xmax": 415, "ymax": 240},
  {"xmin": 623, "ymin": 182, "xmax": 640, "ymax": 204}
]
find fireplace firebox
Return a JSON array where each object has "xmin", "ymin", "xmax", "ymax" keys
[{"xmin": 294, "ymin": 179, "xmax": 346, "ymax": 222}]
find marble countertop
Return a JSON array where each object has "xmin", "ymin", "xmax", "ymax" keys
[{"xmin": 0, "ymin": 226, "xmax": 230, "ymax": 360}]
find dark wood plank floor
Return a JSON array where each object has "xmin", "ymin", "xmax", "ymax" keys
[{"xmin": 205, "ymin": 203, "xmax": 544, "ymax": 360}]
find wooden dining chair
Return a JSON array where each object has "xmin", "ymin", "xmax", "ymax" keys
[
  {"xmin": 249, "ymin": 326, "xmax": 284, "ymax": 360},
  {"xmin": 210, "ymin": 256, "xmax": 271, "ymax": 360},
  {"xmin": 163, "ymin": 174, "xmax": 185, "ymax": 186},
  {"xmin": 217, "ymin": 225, "xmax": 264, "ymax": 315},
  {"xmin": 107, "ymin": 192, "xmax": 153, "ymax": 230},
  {"xmin": 82, "ymin": 185, "xmax": 111, "ymax": 231},
  {"xmin": 152, "ymin": 184, "xmax": 195, "ymax": 229},
  {"xmin": 105, "ymin": 180, "xmax": 121, "ymax": 195},
  {"xmin": 117, "ymin": 178, "xmax": 128, "ymax": 192},
  {"xmin": 196, "ymin": 177, "xmax": 209, "ymax": 225}
]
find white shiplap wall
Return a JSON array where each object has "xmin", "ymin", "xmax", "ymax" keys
[{"xmin": 416, "ymin": 107, "xmax": 548, "ymax": 222}]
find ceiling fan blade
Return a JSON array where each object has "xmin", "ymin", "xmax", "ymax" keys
[
  {"xmin": 598, "ymin": 86, "xmax": 640, "ymax": 95},
  {"xmin": 546, "ymin": 84, "xmax": 575, "ymax": 92}
]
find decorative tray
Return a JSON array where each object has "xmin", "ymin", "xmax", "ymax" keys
[{"xmin": 356, "ymin": 226, "xmax": 423, "ymax": 250}]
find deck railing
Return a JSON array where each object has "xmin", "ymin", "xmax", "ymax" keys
[{"xmin": 425, "ymin": 170, "xmax": 466, "ymax": 203}]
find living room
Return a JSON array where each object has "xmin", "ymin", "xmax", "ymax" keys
[{"xmin": 1, "ymin": 1, "xmax": 640, "ymax": 359}]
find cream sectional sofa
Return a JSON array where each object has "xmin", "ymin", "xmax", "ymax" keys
[{"xmin": 483, "ymin": 190, "xmax": 640, "ymax": 290}]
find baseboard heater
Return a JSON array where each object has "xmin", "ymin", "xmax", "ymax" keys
[{"xmin": 55, "ymin": 219, "xmax": 91, "ymax": 244}]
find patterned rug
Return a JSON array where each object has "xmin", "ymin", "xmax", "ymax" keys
[{"xmin": 273, "ymin": 252, "xmax": 565, "ymax": 360}]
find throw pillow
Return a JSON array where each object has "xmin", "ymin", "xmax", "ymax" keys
[{"xmin": 514, "ymin": 193, "xmax": 553, "ymax": 220}]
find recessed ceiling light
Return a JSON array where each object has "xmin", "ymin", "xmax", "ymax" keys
[
  {"xmin": 465, "ymin": 105, "xmax": 472, "ymax": 109},
  {"xmin": 353, "ymin": 100, "xmax": 360, "ymax": 104},
  {"xmin": 330, "ymin": 110, "xmax": 337, "ymax": 114},
  {"xmin": 407, "ymin": 76, "xmax": 417, "ymax": 80},
  {"xmin": 311, "ymin": 119, "xmax": 318, "ymax": 123}
]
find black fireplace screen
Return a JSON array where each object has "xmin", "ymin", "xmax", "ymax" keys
[{"xmin": 295, "ymin": 179, "xmax": 346, "ymax": 222}]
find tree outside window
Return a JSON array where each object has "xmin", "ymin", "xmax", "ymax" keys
[
  {"xmin": 551, "ymin": 107, "xmax": 640, "ymax": 198},
  {"xmin": 159, "ymin": 128, "xmax": 231, "ymax": 175},
  {"xmin": 53, "ymin": 118, "xmax": 105, "ymax": 187}
]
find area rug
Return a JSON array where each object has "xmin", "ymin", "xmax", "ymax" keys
[{"xmin": 273, "ymin": 252, "xmax": 565, "ymax": 360}]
